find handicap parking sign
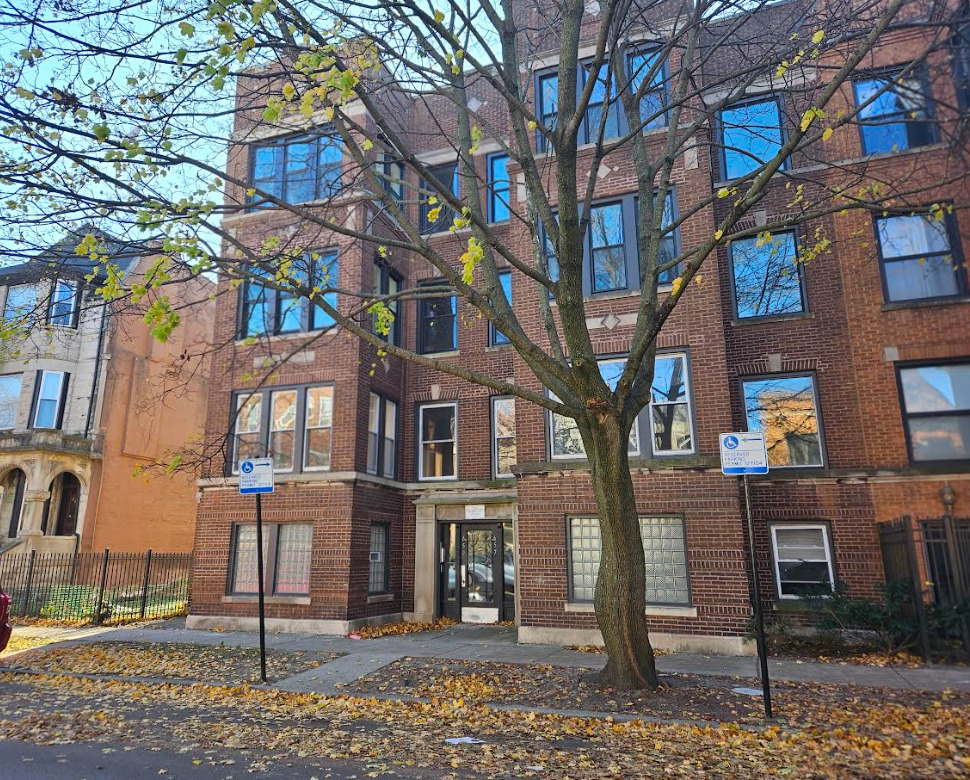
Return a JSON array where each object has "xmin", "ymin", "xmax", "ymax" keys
[
  {"xmin": 238, "ymin": 458, "xmax": 274, "ymax": 494},
  {"xmin": 719, "ymin": 433, "xmax": 768, "ymax": 475}
]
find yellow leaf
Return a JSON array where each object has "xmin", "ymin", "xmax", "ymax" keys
[
  {"xmin": 717, "ymin": 188, "xmax": 729, "ymax": 199},
  {"xmin": 433, "ymin": 9, "xmax": 444, "ymax": 22},
  {"xmin": 812, "ymin": 30, "xmax": 825, "ymax": 44},
  {"xmin": 822, "ymin": 127, "xmax": 833, "ymax": 141},
  {"xmin": 527, "ymin": 120, "xmax": 537, "ymax": 131},
  {"xmin": 362, "ymin": 139, "xmax": 373, "ymax": 151},
  {"xmin": 714, "ymin": 229, "xmax": 723, "ymax": 241}
]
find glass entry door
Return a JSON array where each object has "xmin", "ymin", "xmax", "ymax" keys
[
  {"xmin": 439, "ymin": 522, "xmax": 514, "ymax": 623},
  {"xmin": 462, "ymin": 526, "xmax": 497, "ymax": 621}
]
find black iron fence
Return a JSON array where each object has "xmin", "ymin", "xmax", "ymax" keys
[
  {"xmin": 0, "ymin": 549, "xmax": 192, "ymax": 624},
  {"xmin": 878, "ymin": 515, "xmax": 970, "ymax": 662}
]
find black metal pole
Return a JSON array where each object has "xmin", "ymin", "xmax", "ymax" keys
[
  {"xmin": 742, "ymin": 475, "xmax": 772, "ymax": 719},
  {"xmin": 255, "ymin": 493, "xmax": 267, "ymax": 683}
]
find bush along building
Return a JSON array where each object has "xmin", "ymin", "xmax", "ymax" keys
[
  {"xmin": 0, "ymin": 232, "xmax": 214, "ymax": 556},
  {"xmin": 188, "ymin": 0, "xmax": 970, "ymax": 653}
]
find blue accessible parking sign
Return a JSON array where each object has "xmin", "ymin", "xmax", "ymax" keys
[
  {"xmin": 238, "ymin": 458, "xmax": 275, "ymax": 494},
  {"xmin": 719, "ymin": 433, "xmax": 769, "ymax": 475}
]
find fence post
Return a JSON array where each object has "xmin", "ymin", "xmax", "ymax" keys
[
  {"xmin": 139, "ymin": 549, "xmax": 153, "ymax": 619},
  {"xmin": 903, "ymin": 516, "xmax": 933, "ymax": 664},
  {"xmin": 941, "ymin": 514, "xmax": 970, "ymax": 663},
  {"xmin": 94, "ymin": 548, "xmax": 110, "ymax": 625},
  {"xmin": 21, "ymin": 549, "xmax": 36, "ymax": 618}
]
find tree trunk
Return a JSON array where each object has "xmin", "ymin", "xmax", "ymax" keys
[{"xmin": 587, "ymin": 412, "xmax": 660, "ymax": 690}]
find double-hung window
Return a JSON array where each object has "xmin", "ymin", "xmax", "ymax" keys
[
  {"xmin": 569, "ymin": 515, "xmax": 690, "ymax": 605},
  {"xmin": 589, "ymin": 203, "xmax": 627, "ymax": 293},
  {"xmin": 729, "ymin": 231, "xmax": 806, "ymax": 318},
  {"xmin": 487, "ymin": 153, "xmax": 511, "ymax": 223},
  {"xmin": 248, "ymin": 133, "xmax": 343, "ymax": 207},
  {"xmin": 955, "ymin": 9, "xmax": 970, "ymax": 109},
  {"xmin": 718, "ymin": 97, "xmax": 785, "ymax": 181},
  {"xmin": 536, "ymin": 73, "xmax": 559, "ymax": 151},
  {"xmin": 229, "ymin": 522, "xmax": 313, "ymax": 596},
  {"xmin": 48, "ymin": 280, "xmax": 79, "ymax": 327},
  {"xmin": 3, "ymin": 284, "xmax": 36, "ymax": 323},
  {"xmin": 417, "ymin": 281, "xmax": 457, "ymax": 353},
  {"xmin": 874, "ymin": 213, "xmax": 965, "ymax": 303},
  {"xmin": 418, "ymin": 402, "xmax": 457, "ymax": 480},
  {"xmin": 769, "ymin": 523, "xmax": 835, "ymax": 599},
  {"xmin": 853, "ymin": 72, "xmax": 936, "ymax": 155},
  {"xmin": 238, "ymin": 250, "xmax": 339, "ymax": 339},
  {"xmin": 742, "ymin": 375, "xmax": 823, "ymax": 467},
  {"xmin": 0, "ymin": 374, "xmax": 22, "ymax": 429},
  {"xmin": 367, "ymin": 393, "xmax": 398, "ymax": 478},
  {"xmin": 491, "ymin": 396, "xmax": 517, "ymax": 478},
  {"xmin": 582, "ymin": 61, "xmax": 621, "ymax": 142},
  {"xmin": 549, "ymin": 352, "xmax": 694, "ymax": 459},
  {"xmin": 627, "ymin": 47, "xmax": 668, "ymax": 130},
  {"xmin": 368, "ymin": 523, "xmax": 390, "ymax": 594},
  {"xmin": 230, "ymin": 384, "xmax": 333, "ymax": 474},
  {"xmin": 419, "ymin": 161, "xmax": 460, "ymax": 233},
  {"xmin": 489, "ymin": 271, "xmax": 512, "ymax": 346},
  {"xmin": 372, "ymin": 262, "xmax": 402, "ymax": 345},
  {"xmin": 378, "ymin": 152, "xmax": 406, "ymax": 204},
  {"xmin": 898, "ymin": 362, "xmax": 970, "ymax": 462},
  {"xmin": 31, "ymin": 370, "xmax": 68, "ymax": 430}
]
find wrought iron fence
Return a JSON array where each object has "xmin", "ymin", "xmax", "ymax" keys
[{"xmin": 0, "ymin": 549, "xmax": 192, "ymax": 625}]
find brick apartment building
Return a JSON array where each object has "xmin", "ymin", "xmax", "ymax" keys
[{"xmin": 188, "ymin": 1, "xmax": 970, "ymax": 654}]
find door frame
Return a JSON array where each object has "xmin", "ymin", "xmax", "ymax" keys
[{"xmin": 438, "ymin": 521, "xmax": 514, "ymax": 623}]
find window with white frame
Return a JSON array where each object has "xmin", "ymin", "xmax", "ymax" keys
[
  {"xmin": 31, "ymin": 370, "xmax": 68, "ymax": 430},
  {"xmin": 418, "ymin": 402, "xmax": 457, "ymax": 480},
  {"xmin": 269, "ymin": 390, "xmax": 297, "ymax": 472},
  {"xmin": 491, "ymin": 396, "xmax": 516, "ymax": 478},
  {"xmin": 368, "ymin": 523, "xmax": 390, "ymax": 594},
  {"xmin": 0, "ymin": 374, "xmax": 22, "ymax": 429},
  {"xmin": 742, "ymin": 375, "xmax": 823, "ymax": 467},
  {"xmin": 568, "ymin": 515, "xmax": 690, "ymax": 605},
  {"xmin": 233, "ymin": 393, "xmax": 263, "ymax": 467},
  {"xmin": 303, "ymin": 385, "xmax": 334, "ymax": 471},
  {"xmin": 48, "ymin": 280, "xmax": 79, "ymax": 327},
  {"xmin": 366, "ymin": 393, "xmax": 397, "ymax": 478},
  {"xmin": 229, "ymin": 522, "xmax": 312, "ymax": 596},
  {"xmin": 769, "ymin": 523, "xmax": 835, "ymax": 599}
]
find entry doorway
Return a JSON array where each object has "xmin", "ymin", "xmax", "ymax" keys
[{"xmin": 439, "ymin": 522, "xmax": 514, "ymax": 623}]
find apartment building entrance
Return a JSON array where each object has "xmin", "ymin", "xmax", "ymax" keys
[{"xmin": 439, "ymin": 522, "xmax": 514, "ymax": 623}]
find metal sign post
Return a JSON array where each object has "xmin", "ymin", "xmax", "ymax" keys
[
  {"xmin": 238, "ymin": 457, "xmax": 274, "ymax": 684},
  {"xmin": 719, "ymin": 433, "xmax": 773, "ymax": 719}
]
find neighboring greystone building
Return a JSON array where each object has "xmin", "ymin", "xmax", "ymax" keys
[
  {"xmin": 188, "ymin": 1, "xmax": 970, "ymax": 652},
  {"xmin": 0, "ymin": 233, "xmax": 214, "ymax": 556}
]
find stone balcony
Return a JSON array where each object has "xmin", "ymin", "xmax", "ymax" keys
[{"xmin": 0, "ymin": 429, "xmax": 102, "ymax": 459}]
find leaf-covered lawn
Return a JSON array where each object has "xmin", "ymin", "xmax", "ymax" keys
[
  {"xmin": 0, "ymin": 668, "xmax": 966, "ymax": 779},
  {"xmin": 0, "ymin": 635, "xmax": 57, "ymax": 657},
  {"xmin": 4, "ymin": 641, "xmax": 338, "ymax": 684}
]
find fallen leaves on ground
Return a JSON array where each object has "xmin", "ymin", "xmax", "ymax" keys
[
  {"xmin": 3, "ymin": 641, "xmax": 338, "ymax": 684},
  {"xmin": 0, "ymin": 635, "xmax": 57, "ymax": 656},
  {"xmin": 567, "ymin": 645, "xmax": 671, "ymax": 656},
  {"xmin": 352, "ymin": 617, "xmax": 457, "ymax": 639},
  {"xmin": 815, "ymin": 650, "xmax": 927, "ymax": 668},
  {"xmin": 0, "ymin": 667, "xmax": 967, "ymax": 779}
]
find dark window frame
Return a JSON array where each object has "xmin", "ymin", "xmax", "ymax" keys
[
  {"xmin": 739, "ymin": 371, "xmax": 827, "ymax": 469},
  {"xmin": 895, "ymin": 358, "xmax": 970, "ymax": 465},
  {"xmin": 486, "ymin": 152, "xmax": 511, "ymax": 223},
  {"xmin": 372, "ymin": 261, "xmax": 403, "ymax": 346},
  {"xmin": 716, "ymin": 94, "xmax": 788, "ymax": 183},
  {"xmin": 873, "ymin": 209, "xmax": 967, "ymax": 305},
  {"xmin": 416, "ymin": 400, "xmax": 458, "ymax": 482},
  {"xmin": 767, "ymin": 520, "xmax": 836, "ymax": 600},
  {"xmin": 228, "ymin": 382, "xmax": 334, "ymax": 476},
  {"xmin": 418, "ymin": 161, "xmax": 460, "ymax": 234},
  {"xmin": 488, "ymin": 270, "xmax": 512, "ymax": 347},
  {"xmin": 246, "ymin": 131, "xmax": 343, "ymax": 208},
  {"xmin": 367, "ymin": 521, "xmax": 391, "ymax": 595},
  {"xmin": 852, "ymin": 67, "xmax": 938, "ymax": 156},
  {"xmin": 416, "ymin": 279, "xmax": 458, "ymax": 354},
  {"xmin": 47, "ymin": 278, "xmax": 81, "ymax": 328},
  {"xmin": 29, "ymin": 369, "xmax": 69, "ymax": 430},
  {"xmin": 227, "ymin": 521, "xmax": 313, "ymax": 596},
  {"xmin": 366, "ymin": 391, "xmax": 399, "ymax": 479},
  {"xmin": 490, "ymin": 394, "xmax": 517, "ymax": 479},
  {"xmin": 727, "ymin": 229, "xmax": 808, "ymax": 320}
]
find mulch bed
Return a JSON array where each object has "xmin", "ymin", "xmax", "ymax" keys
[
  {"xmin": 347, "ymin": 656, "xmax": 970, "ymax": 725},
  {"xmin": 2, "ymin": 641, "xmax": 339, "ymax": 685}
]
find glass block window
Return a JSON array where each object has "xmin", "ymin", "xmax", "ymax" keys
[
  {"xmin": 368, "ymin": 523, "xmax": 390, "ymax": 594},
  {"xmin": 568, "ymin": 515, "xmax": 690, "ymax": 606},
  {"xmin": 229, "ymin": 524, "xmax": 266, "ymax": 595},
  {"xmin": 274, "ymin": 523, "xmax": 312, "ymax": 594},
  {"xmin": 770, "ymin": 524, "xmax": 834, "ymax": 599}
]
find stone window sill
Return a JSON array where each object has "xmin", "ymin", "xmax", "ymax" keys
[
  {"xmin": 882, "ymin": 296, "xmax": 970, "ymax": 312},
  {"xmin": 367, "ymin": 593, "xmax": 395, "ymax": 604},
  {"xmin": 731, "ymin": 311, "xmax": 814, "ymax": 327},
  {"xmin": 564, "ymin": 603, "xmax": 697, "ymax": 618},
  {"xmin": 222, "ymin": 595, "xmax": 311, "ymax": 606}
]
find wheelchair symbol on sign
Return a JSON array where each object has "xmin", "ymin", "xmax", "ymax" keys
[
  {"xmin": 241, "ymin": 461, "xmax": 254, "ymax": 474},
  {"xmin": 723, "ymin": 435, "xmax": 740, "ymax": 449}
]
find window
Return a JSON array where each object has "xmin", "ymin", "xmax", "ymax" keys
[
  {"xmin": 540, "ymin": 216, "xmax": 560, "ymax": 283},
  {"xmin": 368, "ymin": 523, "xmax": 390, "ymax": 594},
  {"xmin": 491, "ymin": 396, "xmax": 516, "ymax": 478},
  {"xmin": 3, "ymin": 284, "xmax": 36, "ymax": 323},
  {"xmin": 228, "ymin": 522, "xmax": 312, "ymax": 596},
  {"xmin": 742, "ymin": 375, "xmax": 823, "ymax": 467},
  {"xmin": 568, "ymin": 515, "xmax": 690, "ymax": 605},
  {"xmin": 487, "ymin": 154, "xmax": 511, "ymax": 223},
  {"xmin": 636, "ymin": 191, "xmax": 679, "ymax": 285},
  {"xmin": 248, "ymin": 133, "xmax": 342, "ymax": 206},
  {"xmin": 582, "ymin": 61, "xmax": 621, "ymax": 142},
  {"xmin": 489, "ymin": 271, "xmax": 512, "ymax": 346},
  {"xmin": 718, "ymin": 97, "xmax": 785, "ymax": 181},
  {"xmin": 303, "ymin": 385, "xmax": 334, "ymax": 470},
  {"xmin": 0, "ymin": 374, "xmax": 22, "ymax": 429},
  {"xmin": 418, "ymin": 402, "xmax": 457, "ymax": 480},
  {"xmin": 268, "ymin": 390, "xmax": 297, "ymax": 471},
  {"xmin": 854, "ymin": 72, "xmax": 935, "ymax": 155},
  {"xmin": 628, "ymin": 47, "xmax": 668, "ymax": 130},
  {"xmin": 898, "ymin": 362, "xmax": 970, "ymax": 462},
  {"xmin": 48, "ymin": 280, "xmax": 79, "ymax": 327},
  {"xmin": 372, "ymin": 262, "xmax": 402, "ymax": 345},
  {"xmin": 729, "ymin": 231, "xmax": 805, "ymax": 318},
  {"xmin": 419, "ymin": 161, "xmax": 459, "ymax": 233},
  {"xmin": 536, "ymin": 73, "xmax": 559, "ymax": 151},
  {"xmin": 366, "ymin": 393, "xmax": 397, "ymax": 478},
  {"xmin": 31, "ymin": 370, "xmax": 68, "ymax": 430},
  {"xmin": 769, "ymin": 523, "xmax": 835, "ymax": 599},
  {"xmin": 417, "ymin": 282, "xmax": 457, "ymax": 353},
  {"xmin": 550, "ymin": 353, "xmax": 694, "ymax": 459},
  {"xmin": 238, "ymin": 251, "xmax": 339, "ymax": 338},
  {"xmin": 378, "ymin": 152, "xmax": 405, "ymax": 204},
  {"xmin": 230, "ymin": 384, "xmax": 333, "ymax": 475},
  {"xmin": 590, "ymin": 203, "xmax": 627, "ymax": 293},
  {"xmin": 874, "ymin": 213, "xmax": 965, "ymax": 303},
  {"xmin": 955, "ymin": 8, "xmax": 970, "ymax": 109}
]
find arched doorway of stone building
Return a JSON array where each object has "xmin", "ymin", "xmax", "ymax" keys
[
  {"xmin": 0, "ymin": 468, "xmax": 26, "ymax": 539},
  {"xmin": 41, "ymin": 473, "xmax": 81, "ymax": 537}
]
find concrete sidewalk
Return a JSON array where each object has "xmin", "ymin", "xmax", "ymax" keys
[{"xmin": 10, "ymin": 620, "xmax": 970, "ymax": 693}]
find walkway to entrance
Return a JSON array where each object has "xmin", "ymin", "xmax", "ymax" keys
[{"xmin": 9, "ymin": 620, "xmax": 970, "ymax": 693}]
